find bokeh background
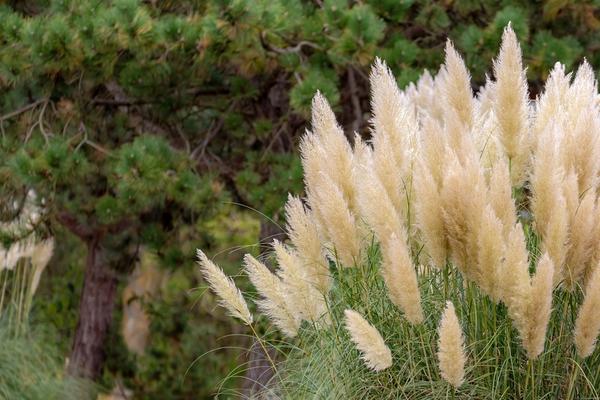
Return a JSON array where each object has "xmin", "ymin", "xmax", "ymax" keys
[{"xmin": 0, "ymin": 0, "xmax": 599, "ymax": 398}]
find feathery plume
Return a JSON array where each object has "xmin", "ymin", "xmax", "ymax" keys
[
  {"xmin": 197, "ymin": 249, "xmax": 253, "ymax": 325},
  {"xmin": 413, "ymin": 159, "xmax": 447, "ymax": 267},
  {"xmin": 532, "ymin": 63, "xmax": 570, "ymax": 143},
  {"xmin": 308, "ymin": 92, "xmax": 356, "ymax": 211},
  {"xmin": 488, "ymin": 159, "xmax": 517, "ymax": 239},
  {"xmin": 408, "ymin": 69, "xmax": 445, "ymax": 122},
  {"xmin": 501, "ymin": 223, "xmax": 531, "ymax": 334},
  {"xmin": 440, "ymin": 156, "xmax": 487, "ymax": 277},
  {"xmin": 370, "ymin": 58, "xmax": 416, "ymax": 213},
  {"xmin": 492, "ymin": 24, "xmax": 530, "ymax": 183},
  {"xmin": 355, "ymin": 163, "xmax": 404, "ymax": 245},
  {"xmin": 530, "ymin": 126, "xmax": 562, "ymax": 237},
  {"xmin": 418, "ymin": 116, "xmax": 448, "ymax": 187},
  {"xmin": 476, "ymin": 75, "xmax": 495, "ymax": 117},
  {"xmin": 574, "ymin": 263, "xmax": 600, "ymax": 358},
  {"xmin": 440, "ymin": 40, "xmax": 475, "ymax": 128},
  {"xmin": 273, "ymin": 240, "xmax": 329, "ymax": 325},
  {"xmin": 243, "ymin": 254, "xmax": 300, "ymax": 337},
  {"xmin": 308, "ymin": 172, "xmax": 362, "ymax": 267},
  {"xmin": 476, "ymin": 205, "xmax": 505, "ymax": 300},
  {"xmin": 284, "ymin": 195, "xmax": 331, "ymax": 293},
  {"xmin": 564, "ymin": 192, "xmax": 596, "ymax": 288},
  {"xmin": 30, "ymin": 238, "xmax": 55, "ymax": 295},
  {"xmin": 522, "ymin": 254, "xmax": 554, "ymax": 359},
  {"xmin": 344, "ymin": 309, "xmax": 392, "ymax": 371},
  {"xmin": 437, "ymin": 301, "xmax": 466, "ymax": 388},
  {"xmin": 381, "ymin": 232, "xmax": 424, "ymax": 324}
]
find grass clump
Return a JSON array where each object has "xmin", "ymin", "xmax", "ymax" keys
[
  {"xmin": 0, "ymin": 326, "xmax": 92, "ymax": 400},
  {"xmin": 199, "ymin": 25, "xmax": 600, "ymax": 399}
]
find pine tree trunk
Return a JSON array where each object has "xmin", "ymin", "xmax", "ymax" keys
[{"xmin": 67, "ymin": 237, "xmax": 118, "ymax": 379}]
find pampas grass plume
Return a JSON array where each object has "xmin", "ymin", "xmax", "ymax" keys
[
  {"xmin": 284, "ymin": 195, "xmax": 331, "ymax": 293},
  {"xmin": 243, "ymin": 254, "xmax": 300, "ymax": 337},
  {"xmin": 381, "ymin": 233, "xmax": 424, "ymax": 324},
  {"xmin": 574, "ymin": 264, "xmax": 600, "ymax": 358},
  {"xmin": 492, "ymin": 23, "xmax": 530, "ymax": 182},
  {"xmin": 523, "ymin": 253, "xmax": 554, "ymax": 359},
  {"xmin": 437, "ymin": 301, "xmax": 466, "ymax": 388},
  {"xmin": 440, "ymin": 40, "xmax": 474, "ymax": 128},
  {"xmin": 197, "ymin": 249, "xmax": 253, "ymax": 325},
  {"xmin": 344, "ymin": 309, "xmax": 392, "ymax": 372}
]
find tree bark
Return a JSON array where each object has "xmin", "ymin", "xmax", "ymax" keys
[
  {"xmin": 67, "ymin": 237, "xmax": 118, "ymax": 379},
  {"xmin": 241, "ymin": 338, "xmax": 277, "ymax": 399}
]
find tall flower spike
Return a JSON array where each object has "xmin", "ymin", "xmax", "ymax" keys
[
  {"xmin": 523, "ymin": 253, "xmax": 554, "ymax": 359},
  {"xmin": 437, "ymin": 301, "xmax": 466, "ymax": 388},
  {"xmin": 492, "ymin": 23, "xmax": 530, "ymax": 184},
  {"xmin": 197, "ymin": 250, "xmax": 253, "ymax": 325},
  {"xmin": 284, "ymin": 194, "xmax": 331, "ymax": 293},
  {"xmin": 355, "ymin": 162, "xmax": 403, "ymax": 245},
  {"xmin": 30, "ymin": 238, "xmax": 55, "ymax": 295},
  {"xmin": 440, "ymin": 40, "xmax": 474, "ymax": 129},
  {"xmin": 309, "ymin": 92, "xmax": 356, "ymax": 211},
  {"xmin": 574, "ymin": 263, "xmax": 600, "ymax": 358},
  {"xmin": 344, "ymin": 309, "xmax": 392, "ymax": 372},
  {"xmin": 370, "ymin": 58, "xmax": 416, "ymax": 204},
  {"xmin": 501, "ymin": 223, "xmax": 531, "ymax": 335},
  {"xmin": 273, "ymin": 240, "xmax": 329, "ymax": 325},
  {"xmin": 413, "ymin": 158, "xmax": 447, "ymax": 267},
  {"xmin": 309, "ymin": 172, "xmax": 362, "ymax": 267},
  {"xmin": 243, "ymin": 254, "xmax": 300, "ymax": 337},
  {"xmin": 381, "ymin": 232, "xmax": 424, "ymax": 324},
  {"xmin": 488, "ymin": 159, "xmax": 517, "ymax": 240}
]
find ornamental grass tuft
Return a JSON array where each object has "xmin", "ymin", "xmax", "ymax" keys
[{"xmin": 199, "ymin": 25, "xmax": 600, "ymax": 399}]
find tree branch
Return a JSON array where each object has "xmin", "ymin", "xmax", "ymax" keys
[{"xmin": 55, "ymin": 211, "xmax": 95, "ymax": 240}]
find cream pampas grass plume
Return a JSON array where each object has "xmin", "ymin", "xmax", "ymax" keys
[
  {"xmin": 355, "ymin": 162, "xmax": 404, "ymax": 245},
  {"xmin": 475, "ymin": 205, "xmax": 505, "ymax": 300},
  {"xmin": 308, "ymin": 172, "xmax": 362, "ymax": 267},
  {"xmin": 272, "ymin": 240, "xmax": 329, "ymax": 326},
  {"xmin": 574, "ymin": 264, "xmax": 600, "ymax": 358},
  {"xmin": 381, "ymin": 233, "xmax": 423, "ymax": 324},
  {"xmin": 437, "ymin": 301, "xmax": 466, "ymax": 388},
  {"xmin": 369, "ymin": 58, "xmax": 416, "ymax": 216},
  {"xmin": 413, "ymin": 159, "xmax": 447, "ymax": 267},
  {"xmin": 284, "ymin": 195, "xmax": 331, "ymax": 293},
  {"xmin": 344, "ymin": 309, "xmax": 392, "ymax": 372},
  {"xmin": 243, "ymin": 254, "xmax": 300, "ymax": 337},
  {"xmin": 491, "ymin": 24, "xmax": 530, "ymax": 183},
  {"xmin": 306, "ymin": 92, "xmax": 356, "ymax": 211},
  {"xmin": 30, "ymin": 238, "xmax": 55, "ymax": 295},
  {"xmin": 488, "ymin": 159, "xmax": 517, "ymax": 239},
  {"xmin": 197, "ymin": 249, "xmax": 253, "ymax": 325},
  {"xmin": 500, "ymin": 223, "xmax": 531, "ymax": 334},
  {"xmin": 440, "ymin": 40, "xmax": 474, "ymax": 129},
  {"xmin": 523, "ymin": 253, "xmax": 554, "ymax": 359}
]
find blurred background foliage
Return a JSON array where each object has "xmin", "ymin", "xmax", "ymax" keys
[{"xmin": 0, "ymin": 0, "xmax": 599, "ymax": 398}]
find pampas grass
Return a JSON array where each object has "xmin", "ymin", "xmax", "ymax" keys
[
  {"xmin": 437, "ymin": 301, "xmax": 466, "ymax": 388},
  {"xmin": 197, "ymin": 249, "xmax": 253, "ymax": 325},
  {"xmin": 199, "ymin": 24, "xmax": 600, "ymax": 399},
  {"xmin": 574, "ymin": 264, "xmax": 600, "ymax": 358},
  {"xmin": 344, "ymin": 309, "xmax": 392, "ymax": 372}
]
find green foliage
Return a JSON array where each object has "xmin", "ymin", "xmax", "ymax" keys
[
  {"xmin": 31, "ymin": 206, "xmax": 261, "ymax": 398},
  {"xmin": 2, "ymin": 0, "xmax": 600, "ymax": 397},
  {"xmin": 0, "ymin": 325, "xmax": 92, "ymax": 400}
]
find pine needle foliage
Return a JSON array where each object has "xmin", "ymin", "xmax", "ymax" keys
[{"xmin": 201, "ymin": 25, "xmax": 600, "ymax": 399}]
